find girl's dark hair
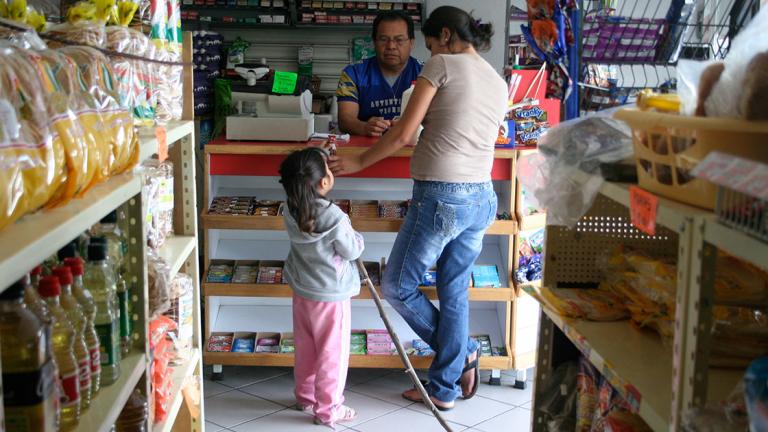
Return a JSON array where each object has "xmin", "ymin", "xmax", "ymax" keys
[
  {"xmin": 279, "ymin": 148, "xmax": 328, "ymax": 234},
  {"xmin": 421, "ymin": 6, "xmax": 493, "ymax": 52}
]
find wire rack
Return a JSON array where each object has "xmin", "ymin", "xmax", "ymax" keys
[{"xmin": 578, "ymin": 0, "xmax": 759, "ymax": 113}]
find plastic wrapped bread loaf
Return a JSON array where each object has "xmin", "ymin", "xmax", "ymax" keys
[
  {"xmin": 44, "ymin": 20, "xmax": 106, "ymax": 47},
  {"xmin": 0, "ymin": 43, "xmax": 67, "ymax": 229},
  {"xmin": 59, "ymin": 45, "xmax": 139, "ymax": 175},
  {"xmin": 106, "ymin": 25, "xmax": 158, "ymax": 124}
]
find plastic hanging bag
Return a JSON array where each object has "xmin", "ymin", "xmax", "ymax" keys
[
  {"xmin": 147, "ymin": 250, "xmax": 172, "ymax": 318},
  {"xmin": 537, "ymin": 361, "xmax": 579, "ymax": 432},
  {"xmin": 106, "ymin": 25, "xmax": 157, "ymax": 124},
  {"xmin": 517, "ymin": 109, "xmax": 634, "ymax": 228}
]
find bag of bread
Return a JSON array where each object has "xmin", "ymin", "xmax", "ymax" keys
[
  {"xmin": 0, "ymin": 43, "xmax": 66, "ymax": 228},
  {"xmin": 154, "ymin": 43, "xmax": 183, "ymax": 123},
  {"xmin": 59, "ymin": 45, "xmax": 139, "ymax": 174},
  {"xmin": 106, "ymin": 25, "xmax": 157, "ymax": 124}
]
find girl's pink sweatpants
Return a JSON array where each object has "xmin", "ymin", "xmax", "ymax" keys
[{"xmin": 293, "ymin": 294, "xmax": 351, "ymax": 424}]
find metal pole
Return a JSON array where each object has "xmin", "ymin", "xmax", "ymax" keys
[{"xmin": 355, "ymin": 259, "xmax": 454, "ymax": 432}]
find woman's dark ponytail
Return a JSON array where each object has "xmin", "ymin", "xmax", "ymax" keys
[
  {"xmin": 422, "ymin": 6, "xmax": 493, "ymax": 52},
  {"xmin": 471, "ymin": 21, "xmax": 493, "ymax": 52},
  {"xmin": 279, "ymin": 148, "xmax": 328, "ymax": 234}
]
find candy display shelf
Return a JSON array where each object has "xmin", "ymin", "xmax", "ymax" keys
[
  {"xmin": 530, "ymin": 174, "xmax": 767, "ymax": 431},
  {"xmin": 202, "ymin": 138, "xmax": 541, "ymax": 383}
]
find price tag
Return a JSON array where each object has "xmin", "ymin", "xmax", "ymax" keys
[
  {"xmin": 272, "ymin": 71, "xmax": 298, "ymax": 95},
  {"xmin": 629, "ymin": 186, "xmax": 658, "ymax": 236},
  {"xmin": 155, "ymin": 126, "xmax": 168, "ymax": 162}
]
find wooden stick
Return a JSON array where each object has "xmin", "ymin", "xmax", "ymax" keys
[{"xmin": 355, "ymin": 260, "xmax": 454, "ymax": 432}]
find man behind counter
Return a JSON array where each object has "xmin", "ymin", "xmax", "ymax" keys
[{"xmin": 336, "ymin": 11, "xmax": 423, "ymax": 136}]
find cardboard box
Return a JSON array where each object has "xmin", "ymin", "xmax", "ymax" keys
[
  {"xmin": 471, "ymin": 334, "xmax": 493, "ymax": 357},
  {"xmin": 471, "ymin": 265, "xmax": 501, "ymax": 288},
  {"xmin": 206, "ymin": 260, "xmax": 235, "ymax": 283},
  {"xmin": 207, "ymin": 332, "xmax": 234, "ymax": 352},
  {"xmin": 232, "ymin": 260, "xmax": 259, "ymax": 284},
  {"xmin": 351, "ymin": 330, "xmax": 367, "ymax": 355},
  {"xmin": 257, "ymin": 261, "xmax": 284, "ymax": 284},
  {"xmin": 279, "ymin": 332, "xmax": 295, "ymax": 353},
  {"xmin": 366, "ymin": 329, "xmax": 395, "ymax": 355},
  {"xmin": 256, "ymin": 332, "xmax": 281, "ymax": 353},
  {"xmin": 232, "ymin": 332, "xmax": 257, "ymax": 353}
]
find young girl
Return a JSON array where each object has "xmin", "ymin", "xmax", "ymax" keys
[{"xmin": 279, "ymin": 147, "xmax": 364, "ymax": 429}]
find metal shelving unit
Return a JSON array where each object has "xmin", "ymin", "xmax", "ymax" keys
[{"xmin": 529, "ymin": 175, "xmax": 768, "ymax": 431}]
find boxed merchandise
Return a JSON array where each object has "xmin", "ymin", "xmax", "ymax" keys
[
  {"xmin": 279, "ymin": 332, "xmax": 295, "ymax": 353},
  {"xmin": 366, "ymin": 329, "xmax": 395, "ymax": 355},
  {"xmin": 207, "ymin": 332, "xmax": 234, "ymax": 352},
  {"xmin": 471, "ymin": 334, "xmax": 493, "ymax": 357},
  {"xmin": 378, "ymin": 200, "xmax": 409, "ymax": 219},
  {"xmin": 256, "ymin": 332, "xmax": 281, "ymax": 353},
  {"xmin": 472, "ymin": 265, "xmax": 501, "ymax": 288},
  {"xmin": 257, "ymin": 261, "xmax": 285, "ymax": 284},
  {"xmin": 209, "ymin": 196, "xmax": 256, "ymax": 215},
  {"xmin": 411, "ymin": 339, "xmax": 435, "ymax": 357},
  {"xmin": 253, "ymin": 200, "xmax": 282, "ymax": 217},
  {"xmin": 333, "ymin": 199, "xmax": 351, "ymax": 214},
  {"xmin": 351, "ymin": 330, "xmax": 367, "ymax": 355},
  {"xmin": 351, "ymin": 200, "xmax": 379, "ymax": 218},
  {"xmin": 231, "ymin": 332, "xmax": 256, "ymax": 353},
  {"xmin": 232, "ymin": 260, "xmax": 259, "ymax": 284},
  {"xmin": 206, "ymin": 260, "xmax": 235, "ymax": 283}
]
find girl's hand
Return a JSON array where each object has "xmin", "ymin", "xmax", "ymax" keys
[{"xmin": 328, "ymin": 154, "xmax": 363, "ymax": 175}]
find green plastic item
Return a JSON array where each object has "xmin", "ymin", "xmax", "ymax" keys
[{"xmin": 213, "ymin": 78, "xmax": 234, "ymax": 140}]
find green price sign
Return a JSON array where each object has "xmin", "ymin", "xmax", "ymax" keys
[{"xmin": 272, "ymin": 71, "xmax": 298, "ymax": 94}]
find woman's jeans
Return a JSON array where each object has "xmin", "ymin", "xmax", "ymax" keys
[{"xmin": 382, "ymin": 180, "xmax": 498, "ymax": 402}]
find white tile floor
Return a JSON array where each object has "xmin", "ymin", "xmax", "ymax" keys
[{"xmin": 203, "ymin": 367, "xmax": 534, "ymax": 431}]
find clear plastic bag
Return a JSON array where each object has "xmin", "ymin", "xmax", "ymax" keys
[
  {"xmin": 537, "ymin": 361, "xmax": 579, "ymax": 432},
  {"xmin": 154, "ymin": 44, "xmax": 183, "ymax": 123},
  {"xmin": 677, "ymin": 6, "xmax": 768, "ymax": 119},
  {"xmin": 147, "ymin": 250, "xmax": 172, "ymax": 318},
  {"xmin": 0, "ymin": 43, "xmax": 67, "ymax": 227},
  {"xmin": 682, "ymin": 382, "xmax": 749, "ymax": 431},
  {"xmin": 44, "ymin": 20, "xmax": 106, "ymax": 47},
  {"xmin": 105, "ymin": 26, "xmax": 158, "ymax": 125},
  {"xmin": 58, "ymin": 45, "xmax": 139, "ymax": 175},
  {"xmin": 143, "ymin": 159, "xmax": 174, "ymax": 249},
  {"xmin": 517, "ymin": 110, "xmax": 634, "ymax": 228},
  {"xmin": 523, "ymin": 284, "xmax": 629, "ymax": 321}
]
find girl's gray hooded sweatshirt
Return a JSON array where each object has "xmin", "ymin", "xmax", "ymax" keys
[{"xmin": 284, "ymin": 199, "xmax": 365, "ymax": 302}]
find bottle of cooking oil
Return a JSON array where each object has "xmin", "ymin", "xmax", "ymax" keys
[
  {"xmin": 85, "ymin": 243, "xmax": 121, "ymax": 386},
  {"xmin": 91, "ymin": 212, "xmax": 127, "ymax": 274},
  {"xmin": 64, "ymin": 257, "xmax": 101, "ymax": 396},
  {"xmin": 116, "ymin": 279, "xmax": 132, "ymax": 355},
  {"xmin": 39, "ymin": 276, "xmax": 81, "ymax": 429},
  {"xmin": 0, "ymin": 279, "xmax": 59, "ymax": 432},
  {"xmin": 25, "ymin": 266, "xmax": 50, "ymax": 324},
  {"xmin": 53, "ymin": 266, "xmax": 92, "ymax": 411}
]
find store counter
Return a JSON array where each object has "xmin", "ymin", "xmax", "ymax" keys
[{"xmin": 205, "ymin": 135, "xmax": 518, "ymax": 180}]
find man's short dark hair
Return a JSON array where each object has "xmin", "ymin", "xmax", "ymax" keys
[{"xmin": 372, "ymin": 11, "xmax": 415, "ymax": 40}]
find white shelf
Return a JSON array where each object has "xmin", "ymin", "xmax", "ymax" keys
[
  {"xmin": 137, "ymin": 121, "xmax": 195, "ymax": 162},
  {"xmin": 72, "ymin": 351, "xmax": 147, "ymax": 432},
  {"xmin": 158, "ymin": 236, "xmax": 196, "ymax": 279},
  {"xmin": 541, "ymin": 305, "xmax": 745, "ymax": 431},
  {"xmin": 0, "ymin": 173, "xmax": 141, "ymax": 292},
  {"xmin": 210, "ymin": 304, "xmax": 507, "ymax": 349},
  {"xmin": 703, "ymin": 216, "xmax": 768, "ymax": 272},
  {"xmin": 152, "ymin": 348, "xmax": 201, "ymax": 432}
]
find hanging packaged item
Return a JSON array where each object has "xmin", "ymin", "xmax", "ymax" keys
[
  {"xmin": 106, "ymin": 25, "xmax": 159, "ymax": 124},
  {"xmin": 143, "ymin": 159, "xmax": 174, "ymax": 250}
]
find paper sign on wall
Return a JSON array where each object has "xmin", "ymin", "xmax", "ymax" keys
[
  {"xmin": 629, "ymin": 186, "xmax": 658, "ymax": 236},
  {"xmin": 272, "ymin": 71, "xmax": 298, "ymax": 94}
]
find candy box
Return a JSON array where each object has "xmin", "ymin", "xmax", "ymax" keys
[
  {"xmin": 351, "ymin": 330, "xmax": 367, "ymax": 355},
  {"xmin": 421, "ymin": 269, "xmax": 437, "ymax": 286},
  {"xmin": 206, "ymin": 259, "xmax": 235, "ymax": 283},
  {"xmin": 231, "ymin": 332, "xmax": 256, "ymax": 353},
  {"xmin": 471, "ymin": 334, "xmax": 493, "ymax": 357},
  {"xmin": 257, "ymin": 261, "xmax": 284, "ymax": 284},
  {"xmin": 511, "ymin": 104, "xmax": 547, "ymax": 123},
  {"xmin": 207, "ymin": 332, "xmax": 234, "ymax": 352},
  {"xmin": 255, "ymin": 332, "xmax": 281, "ymax": 353},
  {"xmin": 472, "ymin": 265, "xmax": 501, "ymax": 288},
  {"xmin": 232, "ymin": 260, "xmax": 259, "ymax": 284},
  {"xmin": 279, "ymin": 332, "xmax": 295, "ymax": 353}
]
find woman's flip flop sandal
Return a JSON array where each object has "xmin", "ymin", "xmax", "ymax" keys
[
  {"xmin": 401, "ymin": 388, "xmax": 455, "ymax": 411},
  {"xmin": 461, "ymin": 351, "xmax": 480, "ymax": 400}
]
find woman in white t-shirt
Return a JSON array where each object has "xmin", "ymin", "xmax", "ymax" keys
[{"xmin": 329, "ymin": 5, "xmax": 508, "ymax": 410}]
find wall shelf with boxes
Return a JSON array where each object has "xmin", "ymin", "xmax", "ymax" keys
[
  {"xmin": 527, "ymin": 159, "xmax": 768, "ymax": 429},
  {"xmin": 181, "ymin": 0, "xmax": 424, "ymax": 29},
  {"xmin": 200, "ymin": 136, "xmax": 543, "ymax": 381}
]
